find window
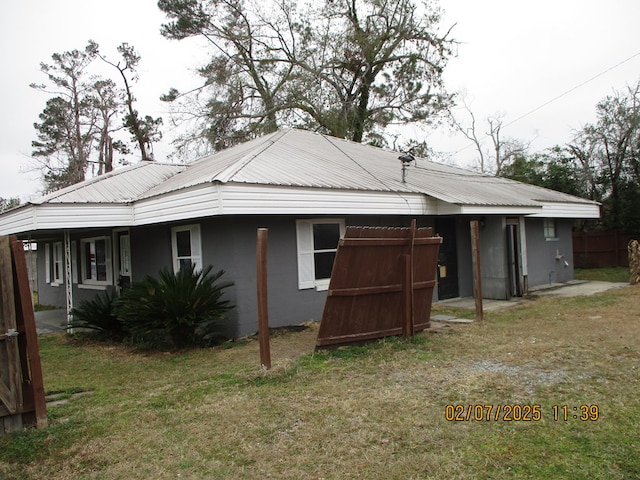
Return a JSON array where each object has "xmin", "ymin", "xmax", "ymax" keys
[
  {"xmin": 52, "ymin": 242, "xmax": 63, "ymax": 284},
  {"xmin": 296, "ymin": 219, "xmax": 345, "ymax": 290},
  {"xmin": 43, "ymin": 242, "xmax": 63, "ymax": 285},
  {"xmin": 80, "ymin": 237, "xmax": 112, "ymax": 286},
  {"xmin": 543, "ymin": 218, "xmax": 558, "ymax": 241},
  {"xmin": 171, "ymin": 225, "xmax": 202, "ymax": 272}
]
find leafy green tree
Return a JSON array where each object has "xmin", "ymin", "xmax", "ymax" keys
[
  {"xmin": 499, "ymin": 154, "xmax": 544, "ymax": 185},
  {"xmin": 31, "ymin": 41, "xmax": 162, "ymax": 192},
  {"xmin": 91, "ymin": 78, "xmax": 127, "ymax": 175},
  {"xmin": 0, "ymin": 197, "xmax": 20, "ymax": 213},
  {"xmin": 31, "ymin": 43, "xmax": 99, "ymax": 190},
  {"xmin": 158, "ymin": 0, "xmax": 454, "ymax": 153}
]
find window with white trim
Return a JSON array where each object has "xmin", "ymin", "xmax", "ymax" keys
[
  {"xmin": 543, "ymin": 218, "xmax": 558, "ymax": 241},
  {"xmin": 52, "ymin": 241, "xmax": 63, "ymax": 284},
  {"xmin": 171, "ymin": 224, "xmax": 202, "ymax": 272},
  {"xmin": 296, "ymin": 219, "xmax": 345, "ymax": 290},
  {"xmin": 80, "ymin": 236, "xmax": 112, "ymax": 285},
  {"xmin": 44, "ymin": 243, "xmax": 51, "ymax": 283}
]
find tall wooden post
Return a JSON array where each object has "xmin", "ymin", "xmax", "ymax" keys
[
  {"xmin": 256, "ymin": 229, "xmax": 271, "ymax": 369},
  {"xmin": 403, "ymin": 219, "xmax": 417, "ymax": 338},
  {"xmin": 470, "ymin": 220, "xmax": 483, "ymax": 322}
]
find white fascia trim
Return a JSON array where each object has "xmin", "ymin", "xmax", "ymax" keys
[
  {"xmin": 0, "ymin": 203, "xmax": 135, "ymax": 234},
  {"xmin": 443, "ymin": 204, "xmax": 543, "ymax": 216},
  {"xmin": 528, "ymin": 202, "xmax": 601, "ymax": 219},
  {"xmin": 0, "ymin": 204, "xmax": 37, "ymax": 235},
  {"xmin": 133, "ymin": 183, "xmax": 440, "ymax": 221},
  {"xmin": 217, "ymin": 184, "xmax": 439, "ymax": 216},
  {"xmin": 36, "ymin": 204, "xmax": 134, "ymax": 229}
]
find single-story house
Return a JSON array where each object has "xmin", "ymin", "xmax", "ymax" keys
[{"xmin": 0, "ymin": 128, "xmax": 600, "ymax": 337}]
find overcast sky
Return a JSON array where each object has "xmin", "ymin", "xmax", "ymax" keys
[{"xmin": 2, "ymin": 0, "xmax": 640, "ymax": 201}]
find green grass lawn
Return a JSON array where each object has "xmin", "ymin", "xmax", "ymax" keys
[
  {"xmin": 574, "ymin": 266, "xmax": 630, "ymax": 283},
  {"xmin": 1, "ymin": 284, "xmax": 639, "ymax": 479}
]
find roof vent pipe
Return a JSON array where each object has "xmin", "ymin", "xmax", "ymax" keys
[{"xmin": 398, "ymin": 153, "xmax": 415, "ymax": 183}]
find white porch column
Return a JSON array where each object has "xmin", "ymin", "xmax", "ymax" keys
[{"xmin": 64, "ymin": 229, "xmax": 74, "ymax": 330}]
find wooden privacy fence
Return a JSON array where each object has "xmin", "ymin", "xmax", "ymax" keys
[
  {"xmin": 316, "ymin": 222, "xmax": 442, "ymax": 348},
  {"xmin": 0, "ymin": 235, "xmax": 47, "ymax": 433},
  {"xmin": 572, "ymin": 231, "xmax": 636, "ymax": 268}
]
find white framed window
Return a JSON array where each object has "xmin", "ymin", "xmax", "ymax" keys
[
  {"xmin": 296, "ymin": 219, "xmax": 345, "ymax": 290},
  {"xmin": 171, "ymin": 224, "xmax": 202, "ymax": 272},
  {"xmin": 44, "ymin": 243, "xmax": 51, "ymax": 283},
  {"xmin": 80, "ymin": 236, "xmax": 112, "ymax": 286},
  {"xmin": 543, "ymin": 218, "xmax": 558, "ymax": 241},
  {"xmin": 52, "ymin": 241, "xmax": 63, "ymax": 285}
]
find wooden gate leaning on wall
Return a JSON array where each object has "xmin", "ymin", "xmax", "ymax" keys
[
  {"xmin": 0, "ymin": 235, "xmax": 47, "ymax": 433},
  {"xmin": 316, "ymin": 221, "xmax": 442, "ymax": 348}
]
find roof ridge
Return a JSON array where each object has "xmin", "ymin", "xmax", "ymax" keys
[{"xmin": 213, "ymin": 130, "xmax": 287, "ymax": 183}]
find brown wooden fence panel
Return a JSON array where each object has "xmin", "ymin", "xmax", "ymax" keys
[
  {"xmin": 572, "ymin": 231, "xmax": 636, "ymax": 268},
  {"xmin": 316, "ymin": 223, "xmax": 441, "ymax": 347},
  {"xmin": 0, "ymin": 236, "xmax": 47, "ymax": 433}
]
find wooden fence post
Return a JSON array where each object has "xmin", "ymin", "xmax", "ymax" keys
[
  {"xmin": 257, "ymin": 229, "xmax": 271, "ymax": 369},
  {"xmin": 470, "ymin": 220, "xmax": 483, "ymax": 322}
]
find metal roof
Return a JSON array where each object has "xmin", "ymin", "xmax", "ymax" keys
[
  {"xmin": 8, "ymin": 128, "xmax": 599, "ymax": 213},
  {"xmin": 138, "ymin": 129, "xmax": 597, "ymax": 208},
  {"xmin": 31, "ymin": 162, "xmax": 186, "ymax": 204}
]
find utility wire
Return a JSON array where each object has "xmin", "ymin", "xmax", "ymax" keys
[
  {"xmin": 446, "ymin": 50, "xmax": 640, "ymax": 158},
  {"xmin": 502, "ymin": 50, "xmax": 640, "ymax": 130}
]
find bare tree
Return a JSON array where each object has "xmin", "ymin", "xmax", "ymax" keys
[
  {"xmin": 449, "ymin": 99, "xmax": 529, "ymax": 175},
  {"xmin": 448, "ymin": 94, "xmax": 487, "ymax": 172},
  {"xmin": 487, "ymin": 115, "xmax": 529, "ymax": 176},
  {"xmin": 568, "ymin": 82, "xmax": 640, "ymax": 229},
  {"xmin": 95, "ymin": 42, "xmax": 162, "ymax": 161},
  {"xmin": 158, "ymin": 0, "xmax": 455, "ymax": 153}
]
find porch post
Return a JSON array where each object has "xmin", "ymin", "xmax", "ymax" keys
[{"xmin": 64, "ymin": 230, "xmax": 73, "ymax": 331}]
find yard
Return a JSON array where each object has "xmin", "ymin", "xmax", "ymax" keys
[{"xmin": 1, "ymin": 281, "xmax": 639, "ymax": 479}]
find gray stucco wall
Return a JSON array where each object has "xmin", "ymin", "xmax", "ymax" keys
[
  {"xmin": 524, "ymin": 218, "xmax": 574, "ymax": 286},
  {"xmin": 32, "ymin": 214, "xmax": 577, "ymax": 338},
  {"xmin": 131, "ymin": 217, "xmax": 331, "ymax": 337}
]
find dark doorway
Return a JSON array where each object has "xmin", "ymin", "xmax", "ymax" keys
[
  {"xmin": 506, "ymin": 219, "xmax": 522, "ymax": 297},
  {"xmin": 434, "ymin": 218, "xmax": 459, "ymax": 299}
]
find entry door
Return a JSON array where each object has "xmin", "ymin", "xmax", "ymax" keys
[
  {"xmin": 434, "ymin": 218, "xmax": 459, "ymax": 299},
  {"xmin": 116, "ymin": 231, "xmax": 131, "ymax": 290},
  {"xmin": 506, "ymin": 219, "xmax": 522, "ymax": 297}
]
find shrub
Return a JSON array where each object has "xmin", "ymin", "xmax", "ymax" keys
[
  {"xmin": 69, "ymin": 289, "xmax": 125, "ymax": 341},
  {"xmin": 118, "ymin": 264, "xmax": 234, "ymax": 348}
]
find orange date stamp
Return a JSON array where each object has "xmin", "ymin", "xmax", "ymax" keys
[
  {"xmin": 444, "ymin": 404, "xmax": 600, "ymax": 421},
  {"xmin": 444, "ymin": 404, "xmax": 542, "ymax": 422}
]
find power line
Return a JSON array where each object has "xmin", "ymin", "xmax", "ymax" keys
[
  {"xmin": 502, "ymin": 50, "xmax": 640, "ymax": 130},
  {"xmin": 446, "ymin": 50, "xmax": 640, "ymax": 159}
]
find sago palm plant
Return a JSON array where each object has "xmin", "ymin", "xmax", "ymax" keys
[{"xmin": 118, "ymin": 264, "xmax": 234, "ymax": 348}]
